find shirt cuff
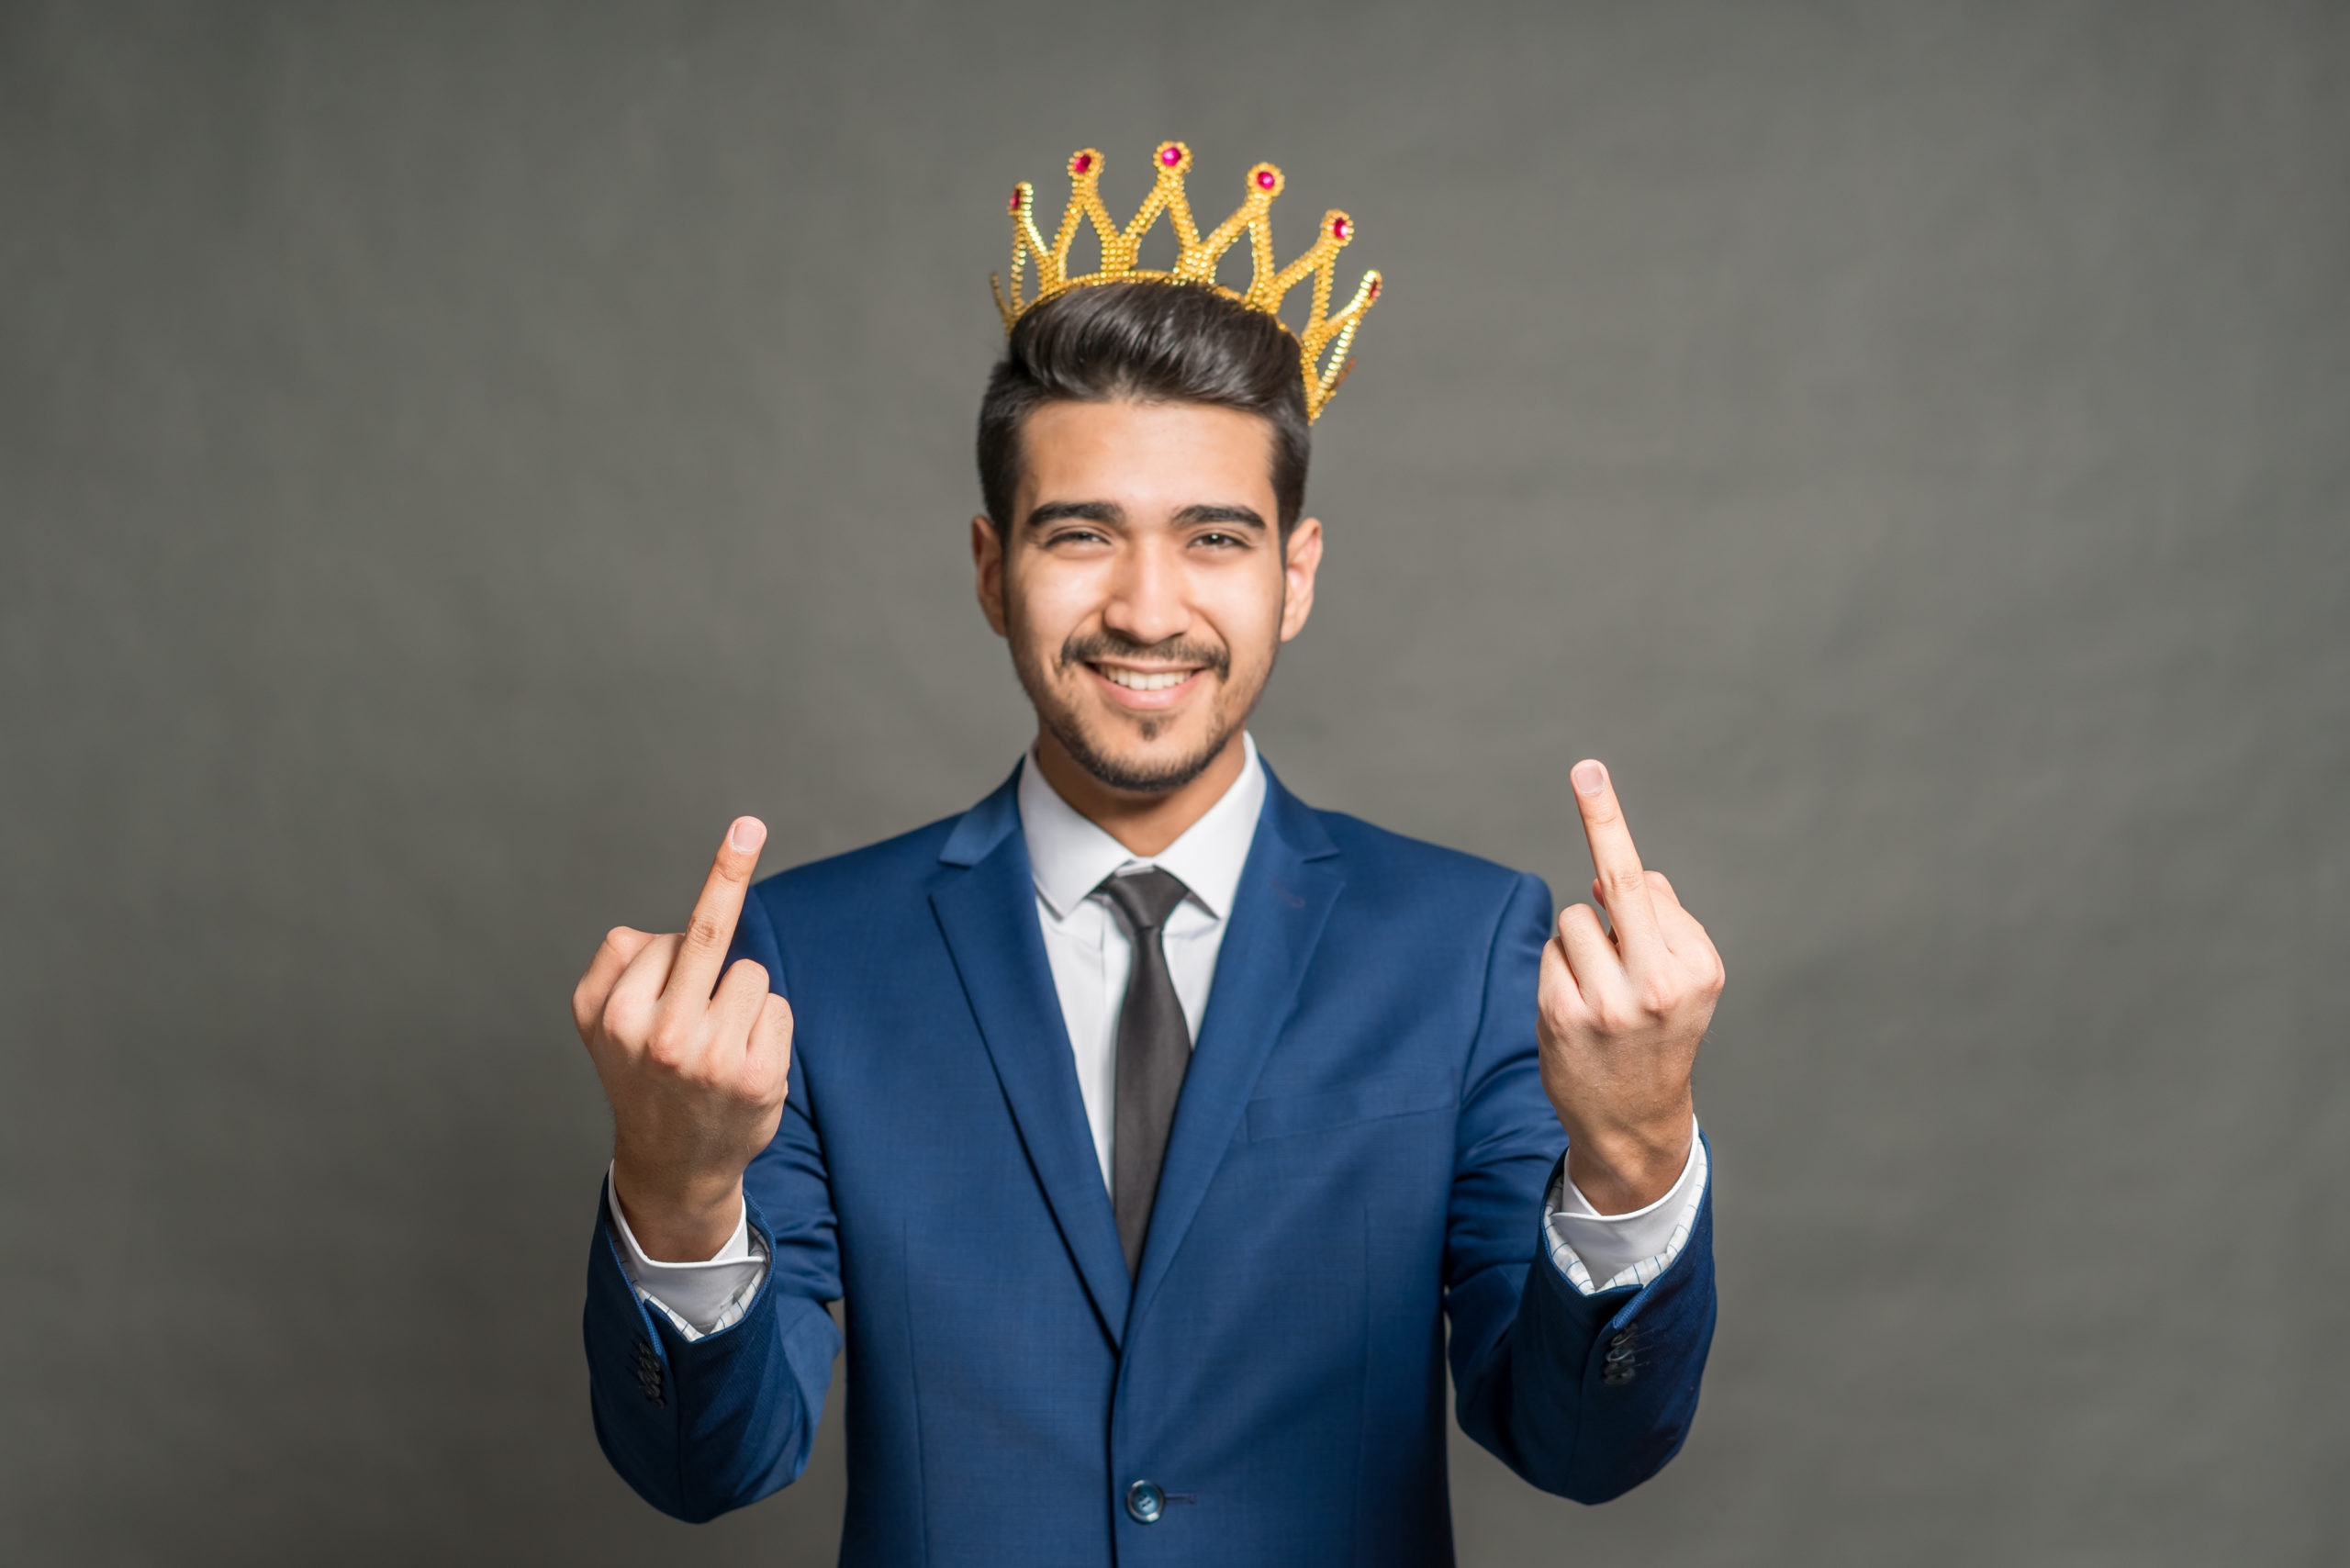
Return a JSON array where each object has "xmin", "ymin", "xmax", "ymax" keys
[
  {"xmin": 1541, "ymin": 1116, "xmax": 1707, "ymax": 1295},
  {"xmin": 603, "ymin": 1163, "xmax": 769, "ymax": 1340}
]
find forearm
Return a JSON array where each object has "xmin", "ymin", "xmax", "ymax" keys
[
  {"xmin": 584, "ymin": 1186, "xmax": 839, "ymax": 1522},
  {"xmin": 1452, "ymin": 1152, "xmax": 1718, "ymax": 1504}
]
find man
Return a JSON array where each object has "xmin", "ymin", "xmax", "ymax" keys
[{"xmin": 573, "ymin": 143, "xmax": 1724, "ymax": 1565}]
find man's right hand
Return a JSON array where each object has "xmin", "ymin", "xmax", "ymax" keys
[{"xmin": 571, "ymin": 816, "xmax": 793, "ymax": 1263}]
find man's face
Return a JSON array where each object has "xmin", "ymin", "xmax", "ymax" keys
[{"xmin": 972, "ymin": 398, "xmax": 1323, "ymax": 794}]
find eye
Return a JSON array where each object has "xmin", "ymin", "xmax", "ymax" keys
[
  {"xmin": 1192, "ymin": 531, "xmax": 1250, "ymax": 549},
  {"xmin": 1045, "ymin": 527, "xmax": 1109, "ymax": 547}
]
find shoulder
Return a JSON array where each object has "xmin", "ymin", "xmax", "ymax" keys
[
  {"xmin": 746, "ymin": 812, "xmax": 963, "ymax": 921},
  {"xmin": 1311, "ymin": 807, "xmax": 1549, "ymax": 921}
]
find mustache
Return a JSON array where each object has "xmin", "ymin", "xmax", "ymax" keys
[{"xmin": 1058, "ymin": 631, "xmax": 1231, "ymax": 678}]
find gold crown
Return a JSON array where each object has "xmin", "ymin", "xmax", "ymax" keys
[{"xmin": 991, "ymin": 141, "xmax": 1383, "ymax": 422}]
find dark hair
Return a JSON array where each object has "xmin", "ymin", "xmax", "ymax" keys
[{"xmin": 976, "ymin": 280, "xmax": 1311, "ymax": 534}]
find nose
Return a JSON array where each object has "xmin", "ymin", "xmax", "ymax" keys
[{"xmin": 1101, "ymin": 532, "xmax": 1192, "ymax": 648}]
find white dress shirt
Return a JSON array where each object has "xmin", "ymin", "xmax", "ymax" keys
[{"xmin": 611, "ymin": 734, "xmax": 1708, "ymax": 1338}]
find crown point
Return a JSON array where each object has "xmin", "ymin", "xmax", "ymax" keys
[
  {"xmin": 1253, "ymin": 165, "xmax": 1281, "ymax": 193},
  {"xmin": 1008, "ymin": 185, "xmax": 1024, "ymax": 214},
  {"xmin": 1330, "ymin": 215, "xmax": 1353, "ymax": 242},
  {"xmin": 1069, "ymin": 150, "xmax": 1097, "ymax": 177},
  {"xmin": 1366, "ymin": 275, "xmax": 1382, "ymax": 301},
  {"xmin": 1156, "ymin": 141, "xmax": 1190, "ymax": 171}
]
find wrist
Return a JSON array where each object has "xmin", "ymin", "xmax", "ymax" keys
[
  {"xmin": 1560, "ymin": 1104, "xmax": 1695, "ymax": 1215},
  {"xmin": 610, "ymin": 1154, "xmax": 744, "ymax": 1264}
]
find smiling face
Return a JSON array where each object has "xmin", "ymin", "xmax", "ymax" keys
[{"xmin": 973, "ymin": 398, "xmax": 1323, "ymax": 801}]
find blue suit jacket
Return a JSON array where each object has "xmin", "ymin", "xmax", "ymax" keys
[{"xmin": 584, "ymin": 765, "xmax": 1715, "ymax": 1564}]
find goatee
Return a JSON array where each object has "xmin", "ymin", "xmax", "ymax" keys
[{"xmin": 1016, "ymin": 628, "xmax": 1252, "ymax": 794}]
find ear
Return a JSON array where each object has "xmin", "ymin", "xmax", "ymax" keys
[
  {"xmin": 1278, "ymin": 516, "xmax": 1324, "ymax": 643},
  {"xmin": 971, "ymin": 514, "xmax": 1008, "ymax": 638}
]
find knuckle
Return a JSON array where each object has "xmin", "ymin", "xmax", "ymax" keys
[
  {"xmin": 645, "ymin": 1021, "xmax": 696, "ymax": 1068},
  {"xmin": 755, "ymin": 1056, "xmax": 791, "ymax": 1105},
  {"xmin": 685, "ymin": 914, "xmax": 728, "ymax": 952},
  {"xmin": 1544, "ymin": 1004, "xmax": 1593, "ymax": 1047},
  {"xmin": 1604, "ymin": 866, "xmax": 1648, "ymax": 894}
]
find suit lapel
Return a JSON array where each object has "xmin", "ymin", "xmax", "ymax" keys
[
  {"xmin": 1128, "ymin": 768, "xmax": 1343, "ymax": 1330},
  {"xmin": 929, "ymin": 774, "xmax": 1132, "ymax": 1346}
]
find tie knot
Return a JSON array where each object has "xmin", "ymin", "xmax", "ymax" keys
[{"xmin": 1097, "ymin": 867, "xmax": 1191, "ymax": 935}]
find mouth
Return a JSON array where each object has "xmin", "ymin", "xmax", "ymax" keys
[{"xmin": 1086, "ymin": 661, "xmax": 1208, "ymax": 710}]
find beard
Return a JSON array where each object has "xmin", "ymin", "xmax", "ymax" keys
[{"xmin": 1010, "ymin": 623, "xmax": 1261, "ymax": 795}]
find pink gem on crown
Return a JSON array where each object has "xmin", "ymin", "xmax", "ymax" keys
[
  {"xmin": 1070, "ymin": 151, "xmax": 1093, "ymax": 175},
  {"xmin": 1255, "ymin": 169, "xmax": 1277, "ymax": 191},
  {"xmin": 1331, "ymin": 216, "xmax": 1351, "ymax": 242}
]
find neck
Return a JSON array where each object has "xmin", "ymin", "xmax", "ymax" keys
[{"xmin": 1031, "ymin": 727, "xmax": 1248, "ymax": 857}]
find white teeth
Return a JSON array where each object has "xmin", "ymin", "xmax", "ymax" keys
[{"xmin": 1100, "ymin": 666, "xmax": 1193, "ymax": 691}]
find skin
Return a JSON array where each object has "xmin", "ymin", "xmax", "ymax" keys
[
  {"xmin": 970, "ymin": 398, "xmax": 1319, "ymax": 856},
  {"xmin": 572, "ymin": 397, "xmax": 1721, "ymax": 1261}
]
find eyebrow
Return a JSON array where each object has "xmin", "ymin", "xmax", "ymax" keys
[
  {"xmin": 1024, "ymin": 499, "xmax": 1124, "ymax": 528},
  {"xmin": 1021, "ymin": 500, "xmax": 1268, "ymax": 532},
  {"xmin": 1172, "ymin": 503, "xmax": 1267, "ymax": 531}
]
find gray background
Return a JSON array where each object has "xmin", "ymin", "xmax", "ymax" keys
[{"xmin": 4, "ymin": 1, "xmax": 2344, "ymax": 1562}]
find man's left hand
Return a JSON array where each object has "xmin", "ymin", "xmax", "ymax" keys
[{"xmin": 1537, "ymin": 758, "xmax": 1726, "ymax": 1215}]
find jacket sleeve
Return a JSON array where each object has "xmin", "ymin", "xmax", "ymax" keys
[
  {"xmin": 581, "ymin": 884, "xmax": 844, "ymax": 1522},
  {"xmin": 1442, "ymin": 871, "xmax": 1718, "ymax": 1503}
]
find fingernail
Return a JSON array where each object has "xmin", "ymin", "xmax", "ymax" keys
[
  {"xmin": 1572, "ymin": 760, "xmax": 1607, "ymax": 797},
  {"xmin": 729, "ymin": 817, "xmax": 765, "ymax": 854}
]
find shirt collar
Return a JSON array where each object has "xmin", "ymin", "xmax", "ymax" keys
[{"xmin": 1017, "ymin": 732, "xmax": 1266, "ymax": 924}]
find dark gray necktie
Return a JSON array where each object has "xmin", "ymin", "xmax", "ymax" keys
[{"xmin": 1099, "ymin": 868, "xmax": 1193, "ymax": 1278}]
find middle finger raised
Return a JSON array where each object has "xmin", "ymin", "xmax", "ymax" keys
[{"xmin": 1571, "ymin": 759, "xmax": 1668, "ymax": 978}]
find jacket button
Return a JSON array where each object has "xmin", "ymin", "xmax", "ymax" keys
[{"xmin": 1125, "ymin": 1479, "xmax": 1165, "ymax": 1524}]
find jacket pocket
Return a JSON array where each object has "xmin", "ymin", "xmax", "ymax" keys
[{"xmin": 1245, "ymin": 1066, "xmax": 1456, "ymax": 1142}]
